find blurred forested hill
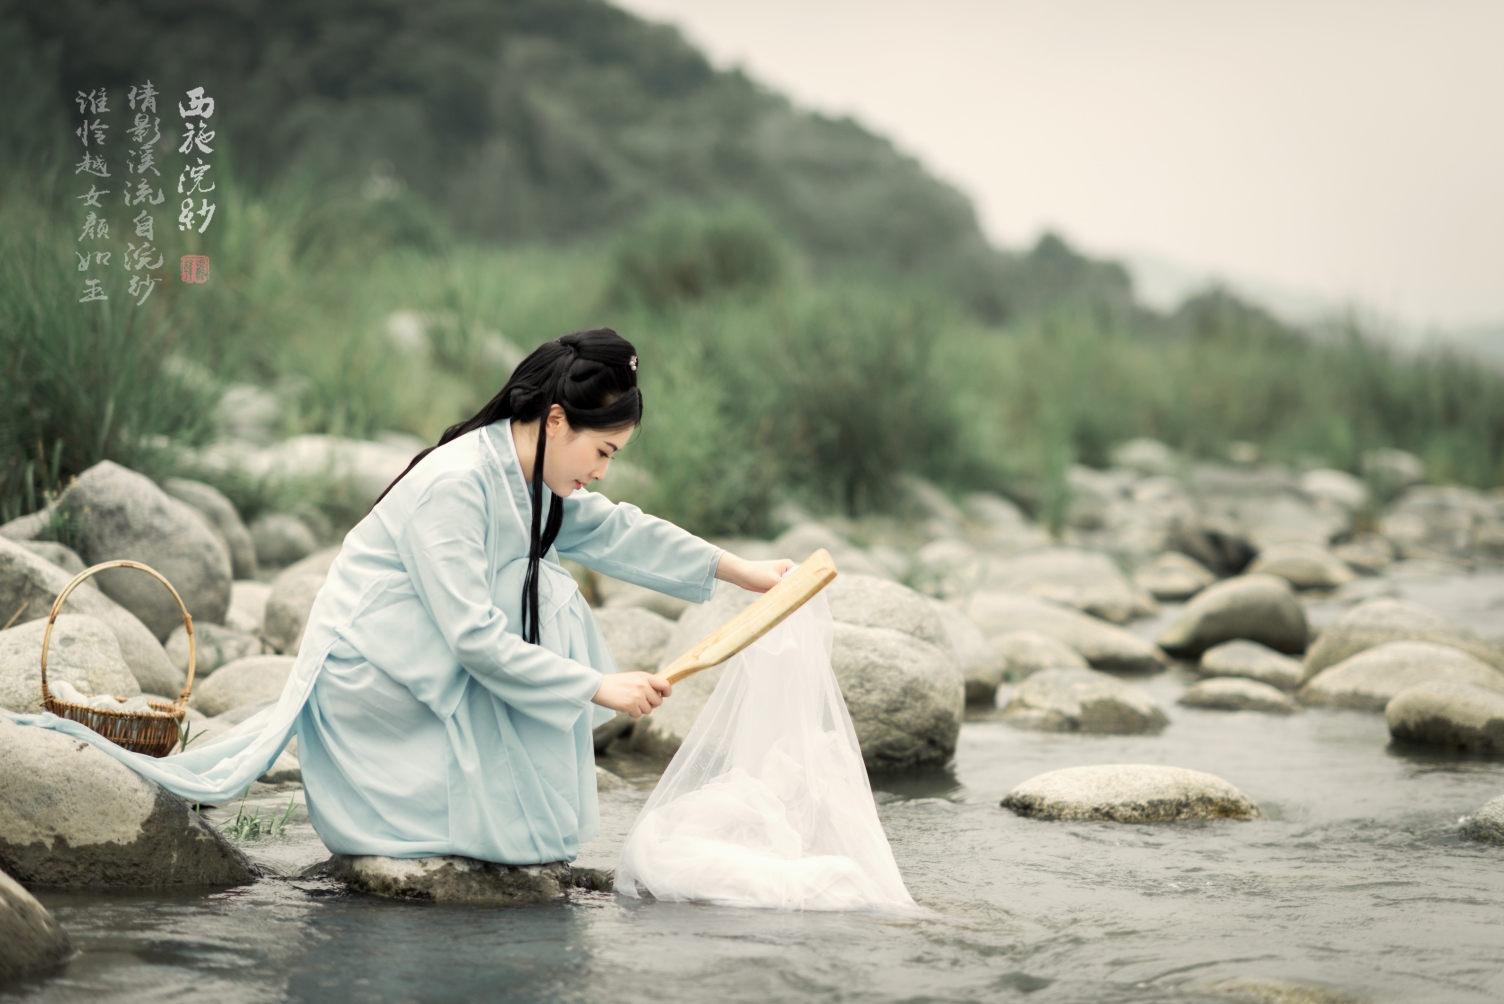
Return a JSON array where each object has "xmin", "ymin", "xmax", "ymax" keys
[{"xmin": 4, "ymin": 0, "xmax": 1109, "ymax": 319}]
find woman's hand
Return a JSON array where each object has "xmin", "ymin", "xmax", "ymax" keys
[
  {"xmin": 593, "ymin": 671, "xmax": 672, "ymax": 718},
  {"xmin": 715, "ymin": 553, "xmax": 797, "ymax": 593}
]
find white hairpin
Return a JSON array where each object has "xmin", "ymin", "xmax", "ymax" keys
[{"xmin": 629, "ymin": 355, "xmax": 638, "ymax": 372}]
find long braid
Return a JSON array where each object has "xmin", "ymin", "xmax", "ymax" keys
[{"xmin": 520, "ymin": 348, "xmax": 576, "ymax": 643}]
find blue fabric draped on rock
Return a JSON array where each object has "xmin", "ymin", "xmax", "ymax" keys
[{"xmin": 5, "ymin": 421, "xmax": 723, "ymax": 864}]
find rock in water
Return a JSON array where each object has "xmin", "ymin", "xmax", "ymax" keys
[
  {"xmin": 1298, "ymin": 641, "xmax": 1504, "ymax": 712},
  {"xmin": 961, "ymin": 592, "xmax": 1167, "ymax": 674},
  {"xmin": 1133, "ymin": 552, "xmax": 1216, "ymax": 601},
  {"xmin": 591, "ymin": 606, "xmax": 673, "ymax": 751},
  {"xmin": 59, "ymin": 461, "xmax": 232, "ymax": 640},
  {"xmin": 0, "ymin": 615, "xmax": 141, "ymax": 713},
  {"xmin": 1179, "ymin": 677, "xmax": 1297, "ymax": 714},
  {"xmin": 0, "ymin": 867, "xmax": 74, "ymax": 978},
  {"xmin": 1158, "ymin": 574, "xmax": 1307, "ymax": 657},
  {"xmin": 981, "ymin": 548, "xmax": 1157, "ymax": 624},
  {"xmin": 929, "ymin": 599, "xmax": 1003, "ymax": 704},
  {"xmin": 0, "ymin": 719, "xmax": 255, "ymax": 886},
  {"xmin": 1000, "ymin": 667, "xmax": 1168, "ymax": 734},
  {"xmin": 1300, "ymin": 599, "xmax": 1504, "ymax": 683},
  {"xmin": 165, "ymin": 622, "xmax": 266, "ymax": 677},
  {"xmin": 1000, "ymin": 764, "xmax": 1265, "ymax": 822},
  {"xmin": 190, "ymin": 655, "xmax": 296, "ymax": 717},
  {"xmin": 1247, "ymin": 542, "xmax": 1357, "ymax": 590},
  {"xmin": 993, "ymin": 630, "xmax": 1088, "ymax": 682},
  {"xmin": 831, "ymin": 621, "xmax": 963, "ymax": 770},
  {"xmin": 634, "ymin": 580, "xmax": 964, "ymax": 771},
  {"xmin": 1460, "ymin": 796, "xmax": 1504, "ymax": 843},
  {"xmin": 162, "ymin": 478, "xmax": 258, "ymax": 580},
  {"xmin": 1385, "ymin": 681, "xmax": 1504, "ymax": 753},
  {"xmin": 825, "ymin": 575, "xmax": 949, "ymax": 650},
  {"xmin": 0, "ymin": 538, "xmax": 180, "ymax": 697},
  {"xmin": 327, "ymin": 855, "xmax": 598, "ymax": 904},
  {"xmin": 1198, "ymin": 640, "xmax": 1303, "ymax": 691},
  {"xmin": 631, "ymin": 586, "xmax": 759, "ymax": 759}
]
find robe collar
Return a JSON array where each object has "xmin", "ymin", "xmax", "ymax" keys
[{"xmin": 478, "ymin": 421, "xmax": 537, "ymax": 542}]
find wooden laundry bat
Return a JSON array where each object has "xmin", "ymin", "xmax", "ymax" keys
[{"xmin": 656, "ymin": 548, "xmax": 838, "ymax": 685}]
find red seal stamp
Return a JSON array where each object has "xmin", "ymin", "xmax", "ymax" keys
[{"xmin": 180, "ymin": 255, "xmax": 210, "ymax": 283}]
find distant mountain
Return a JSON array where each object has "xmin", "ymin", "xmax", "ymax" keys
[{"xmin": 4, "ymin": 1, "xmax": 990, "ymax": 278}]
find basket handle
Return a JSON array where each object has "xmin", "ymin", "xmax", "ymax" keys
[{"xmin": 40, "ymin": 560, "xmax": 196, "ymax": 709}]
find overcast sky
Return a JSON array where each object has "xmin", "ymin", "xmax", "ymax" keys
[{"xmin": 616, "ymin": 0, "xmax": 1504, "ymax": 330}]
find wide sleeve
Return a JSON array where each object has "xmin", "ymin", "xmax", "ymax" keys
[
  {"xmin": 554, "ymin": 490, "xmax": 723, "ymax": 603},
  {"xmin": 396, "ymin": 472, "xmax": 603, "ymax": 733}
]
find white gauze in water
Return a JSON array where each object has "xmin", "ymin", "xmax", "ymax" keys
[{"xmin": 615, "ymin": 592, "xmax": 916, "ymax": 911}]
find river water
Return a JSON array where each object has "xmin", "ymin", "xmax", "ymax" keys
[{"xmin": 6, "ymin": 573, "xmax": 1503, "ymax": 1004}]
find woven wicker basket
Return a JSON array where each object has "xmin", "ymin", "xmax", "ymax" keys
[{"xmin": 39, "ymin": 559, "xmax": 197, "ymax": 758}]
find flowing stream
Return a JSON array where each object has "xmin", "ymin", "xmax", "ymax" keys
[{"xmin": 5, "ymin": 572, "xmax": 1503, "ymax": 1004}]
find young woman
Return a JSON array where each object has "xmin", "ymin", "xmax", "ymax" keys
[
  {"xmin": 293, "ymin": 327, "xmax": 791, "ymax": 863},
  {"xmin": 9, "ymin": 328, "xmax": 791, "ymax": 866}
]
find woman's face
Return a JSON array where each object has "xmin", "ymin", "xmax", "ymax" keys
[{"xmin": 543, "ymin": 413, "xmax": 634, "ymax": 497}]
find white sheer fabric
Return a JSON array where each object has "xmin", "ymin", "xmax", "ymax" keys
[{"xmin": 615, "ymin": 593, "xmax": 915, "ymax": 911}]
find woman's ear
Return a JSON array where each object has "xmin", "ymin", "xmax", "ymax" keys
[{"xmin": 545, "ymin": 402, "xmax": 570, "ymax": 438}]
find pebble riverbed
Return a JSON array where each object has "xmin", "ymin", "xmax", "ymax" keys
[{"xmin": 5, "ymin": 572, "xmax": 1502, "ymax": 1004}]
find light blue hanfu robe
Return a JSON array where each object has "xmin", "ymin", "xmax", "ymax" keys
[{"xmin": 6, "ymin": 421, "xmax": 722, "ymax": 864}]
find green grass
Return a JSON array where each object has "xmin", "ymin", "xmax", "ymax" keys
[{"xmin": 4, "ymin": 170, "xmax": 1502, "ymax": 542}]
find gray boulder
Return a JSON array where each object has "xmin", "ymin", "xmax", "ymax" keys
[
  {"xmin": 1298, "ymin": 641, "xmax": 1504, "ymax": 712},
  {"xmin": 1158, "ymin": 574, "xmax": 1307, "ymax": 657},
  {"xmin": 1248, "ymin": 542, "xmax": 1357, "ymax": 590},
  {"xmin": 0, "ymin": 719, "xmax": 255, "ymax": 886},
  {"xmin": 262, "ymin": 547, "xmax": 339, "ymax": 655},
  {"xmin": 1000, "ymin": 667, "xmax": 1168, "ymax": 734},
  {"xmin": 0, "ymin": 615, "xmax": 141, "ymax": 713},
  {"xmin": 831, "ymin": 621, "xmax": 963, "ymax": 770},
  {"xmin": 1332, "ymin": 535, "xmax": 1395, "ymax": 575},
  {"xmin": 1198, "ymin": 640, "xmax": 1302, "ymax": 691},
  {"xmin": 591, "ymin": 606, "xmax": 673, "ymax": 752},
  {"xmin": 595, "ymin": 575, "xmax": 689, "ymax": 620},
  {"xmin": 190, "ymin": 655, "xmax": 296, "ymax": 717},
  {"xmin": 1460, "ymin": 796, "xmax": 1504, "ymax": 843},
  {"xmin": 631, "ymin": 586, "xmax": 760, "ymax": 759},
  {"xmin": 0, "ymin": 868, "xmax": 74, "ymax": 978},
  {"xmin": 1133, "ymin": 552, "xmax": 1216, "ymax": 601},
  {"xmin": 1362, "ymin": 448, "xmax": 1425, "ymax": 495},
  {"xmin": 0, "ymin": 510, "xmax": 50, "ymax": 542},
  {"xmin": 162, "ymin": 478, "xmax": 258, "ymax": 580},
  {"xmin": 1000, "ymin": 764, "xmax": 1265, "ymax": 822},
  {"xmin": 962, "ymin": 592, "xmax": 1167, "ymax": 674},
  {"xmin": 1385, "ymin": 681, "xmax": 1504, "ymax": 753},
  {"xmin": 0, "ymin": 538, "xmax": 180, "ymax": 697},
  {"xmin": 58, "ymin": 461, "xmax": 232, "ymax": 640},
  {"xmin": 827, "ymin": 574, "xmax": 950, "ymax": 651},
  {"xmin": 165, "ymin": 622, "xmax": 266, "ymax": 678},
  {"xmin": 992, "ymin": 630, "xmax": 1088, "ymax": 682},
  {"xmin": 981, "ymin": 548, "xmax": 1157, "ymax": 624},
  {"xmin": 772, "ymin": 523, "xmax": 892, "ymax": 580},
  {"xmin": 327, "ymin": 855, "xmax": 600, "ymax": 904},
  {"xmin": 594, "ymin": 606, "xmax": 673, "ymax": 672},
  {"xmin": 226, "ymin": 580, "xmax": 271, "ymax": 636},
  {"xmin": 18, "ymin": 541, "xmax": 86, "ymax": 577},
  {"xmin": 929, "ymin": 599, "xmax": 1003, "ymax": 704},
  {"xmin": 1300, "ymin": 599, "xmax": 1504, "ymax": 683},
  {"xmin": 1300, "ymin": 468, "xmax": 1368, "ymax": 511},
  {"xmin": 1179, "ymin": 677, "xmax": 1297, "ymax": 714},
  {"xmin": 1167, "ymin": 516, "xmax": 1256, "ymax": 578},
  {"xmin": 249, "ymin": 513, "xmax": 318, "ymax": 569},
  {"xmin": 635, "ymin": 579, "xmax": 965, "ymax": 771}
]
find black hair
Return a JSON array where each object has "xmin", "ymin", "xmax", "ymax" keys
[{"xmin": 375, "ymin": 327, "xmax": 643, "ymax": 643}]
